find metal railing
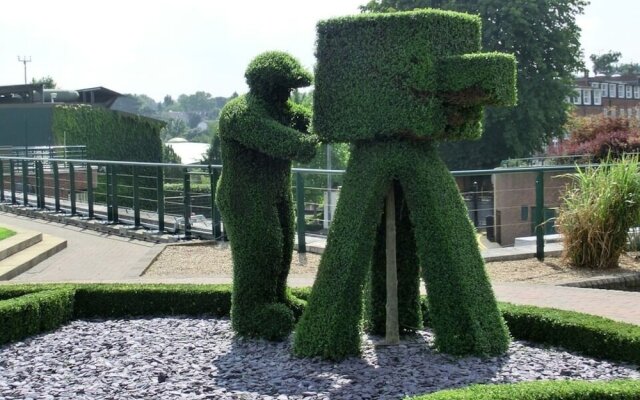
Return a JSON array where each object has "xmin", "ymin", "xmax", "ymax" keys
[{"xmin": 0, "ymin": 155, "xmax": 585, "ymax": 258}]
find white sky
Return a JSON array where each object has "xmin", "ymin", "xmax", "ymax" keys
[{"xmin": 1, "ymin": 0, "xmax": 637, "ymax": 101}]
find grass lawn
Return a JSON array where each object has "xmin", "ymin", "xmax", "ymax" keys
[{"xmin": 0, "ymin": 227, "xmax": 16, "ymax": 241}]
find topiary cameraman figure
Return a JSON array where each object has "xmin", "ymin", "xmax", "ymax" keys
[
  {"xmin": 216, "ymin": 51, "xmax": 317, "ymax": 340},
  {"xmin": 294, "ymin": 9, "xmax": 517, "ymax": 359}
]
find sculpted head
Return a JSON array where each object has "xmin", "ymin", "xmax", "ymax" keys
[{"xmin": 245, "ymin": 51, "xmax": 313, "ymax": 103}]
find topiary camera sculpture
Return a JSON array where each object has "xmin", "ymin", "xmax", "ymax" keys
[
  {"xmin": 294, "ymin": 9, "xmax": 517, "ymax": 360},
  {"xmin": 216, "ymin": 51, "xmax": 318, "ymax": 340}
]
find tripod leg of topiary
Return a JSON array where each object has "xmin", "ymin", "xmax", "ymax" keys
[
  {"xmin": 293, "ymin": 145, "xmax": 392, "ymax": 359},
  {"xmin": 399, "ymin": 148, "xmax": 510, "ymax": 356}
]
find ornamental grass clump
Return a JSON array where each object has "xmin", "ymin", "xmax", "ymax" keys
[{"xmin": 557, "ymin": 155, "xmax": 640, "ymax": 269}]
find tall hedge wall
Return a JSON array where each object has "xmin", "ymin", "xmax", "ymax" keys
[{"xmin": 52, "ymin": 104, "xmax": 163, "ymax": 162}]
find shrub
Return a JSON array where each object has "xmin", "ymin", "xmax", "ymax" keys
[
  {"xmin": 0, "ymin": 288, "xmax": 75, "ymax": 345},
  {"xmin": 294, "ymin": 9, "xmax": 515, "ymax": 360},
  {"xmin": 557, "ymin": 155, "xmax": 640, "ymax": 269},
  {"xmin": 410, "ymin": 379, "xmax": 640, "ymax": 399},
  {"xmin": 216, "ymin": 51, "xmax": 317, "ymax": 341}
]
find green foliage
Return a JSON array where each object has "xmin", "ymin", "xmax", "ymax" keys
[
  {"xmin": 162, "ymin": 144, "xmax": 182, "ymax": 164},
  {"xmin": 52, "ymin": 104, "xmax": 163, "ymax": 162},
  {"xmin": 31, "ymin": 76, "xmax": 57, "ymax": 89},
  {"xmin": 362, "ymin": 0, "xmax": 588, "ymax": 169},
  {"xmin": 72, "ymin": 284, "xmax": 231, "ymax": 318},
  {"xmin": 313, "ymin": 10, "xmax": 516, "ymax": 143},
  {"xmin": 499, "ymin": 302, "xmax": 640, "ymax": 365},
  {"xmin": 410, "ymin": 380, "xmax": 640, "ymax": 399},
  {"xmin": 590, "ymin": 51, "xmax": 623, "ymax": 76},
  {"xmin": 294, "ymin": 142, "xmax": 509, "ymax": 360},
  {"xmin": 216, "ymin": 51, "xmax": 317, "ymax": 340},
  {"xmin": 0, "ymin": 288, "xmax": 75, "ymax": 345},
  {"xmin": 557, "ymin": 155, "xmax": 640, "ymax": 269},
  {"xmin": 295, "ymin": 9, "xmax": 511, "ymax": 360}
]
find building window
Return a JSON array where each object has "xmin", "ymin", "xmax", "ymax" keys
[
  {"xmin": 583, "ymin": 89, "xmax": 592, "ymax": 105},
  {"xmin": 619, "ymin": 84, "xmax": 625, "ymax": 98},
  {"xmin": 627, "ymin": 85, "xmax": 633, "ymax": 99},
  {"xmin": 620, "ymin": 108, "xmax": 627, "ymax": 117},
  {"xmin": 593, "ymin": 88, "xmax": 602, "ymax": 105},
  {"xmin": 635, "ymin": 86, "xmax": 640, "ymax": 99},
  {"xmin": 610, "ymin": 83, "xmax": 617, "ymax": 98},
  {"xmin": 601, "ymin": 82, "xmax": 609, "ymax": 97},
  {"xmin": 603, "ymin": 108, "xmax": 609, "ymax": 116},
  {"xmin": 572, "ymin": 90, "xmax": 582, "ymax": 105},
  {"xmin": 628, "ymin": 108, "xmax": 634, "ymax": 118}
]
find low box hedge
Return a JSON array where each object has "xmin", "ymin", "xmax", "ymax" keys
[
  {"xmin": 1, "ymin": 284, "xmax": 640, "ymax": 367},
  {"xmin": 0, "ymin": 288, "xmax": 75, "ymax": 345},
  {"xmin": 409, "ymin": 379, "xmax": 640, "ymax": 399},
  {"xmin": 1, "ymin": 283, "xmax": 640, "ymax": 399}
]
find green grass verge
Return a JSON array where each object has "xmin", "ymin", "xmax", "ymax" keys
[
  {"xmin": 0, "ymin": 227, "xmax": 16, "ymax": 241},
  {"xmin": 1, "ymin": 283, "xmax": 640, "ymax": 399},
  {"xmin": 408, "ymin": 379, "xmax": 640, "ymax": 399}
]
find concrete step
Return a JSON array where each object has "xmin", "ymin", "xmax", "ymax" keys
[
  {"xmin": 0, "ymin": 230, "xmax": 42, "ymax": 262},
  {"xmin": 0, "ymin": 234, "xmax": 67, "ymax": 280}
]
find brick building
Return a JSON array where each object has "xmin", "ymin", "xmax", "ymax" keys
[{"xmin": 570, "ymin": 73, "xmax": 640, "ymax": 117}]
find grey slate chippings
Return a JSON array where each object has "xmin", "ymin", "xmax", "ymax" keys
[{"xmin": 0, "ymin": 317, "xmax": 638, "ymax": 399}]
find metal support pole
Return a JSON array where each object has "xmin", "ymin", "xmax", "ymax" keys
[
  {"xmin": 10, "ymin": 160, "xmax": 16, "ymax": 204},
  {"xmin": 21, "ymin": 160, "xmax": 29, "ymax": 206},
  {"xmin": 53, "ymin": 161, "xmax": 60, "ymax": 212},
  {"xmin": 535, "ymin": 171, "xmax": 545, "ymax": 261},
  {"xmin": 385, "ymin": 183, "xmax": 399, "ymax": 345},
  {"xmin": 0, "ymin": 160, "xmax": 4, "ymax": 202},
  {"xmin": 106, "ymin": 165, "xmax": 113, "ymax": 222},
  {"xmin": 111, "ymin": 165, "xmax": 119, "ymax": 223},
  {"xmin": 209, "ymin": 165, "xmax": 222, "ymax": 240},
  {"xmin": 183, "ymin": 169, "xmax": 191, "ymax": 239},
  {"xmin": 69, "ymin": 162, "xmax": 76, "ymax": 215},
  {"xmin": 295, "ymin": 172, "xmax": 306, "ymax": 253},
  {"xmin": 86, "ymin": 163, "xmax": 94, "ymax": 219},
  {"xmin": 156, "ymin": 166, "xmax": 164, "ymax": 232},
  {"xmin": 472, "ymin": 180, "xmax": 479, "ymax": 228},
  {"xmin": 133, "ymin": 166, "xmax": 140, "ymax": 227},
  {"xmin": 36, "ymin": 161, "xmax": 44, "ymax": 208}
]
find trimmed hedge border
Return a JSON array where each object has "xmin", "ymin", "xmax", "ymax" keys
[
  {"xmin": 1, "ymin": 283, "xmax": 639, "ymax": 400},
  {"xmin": 409, "ymin": 379, "xmax": 640, "ymax": 399}
]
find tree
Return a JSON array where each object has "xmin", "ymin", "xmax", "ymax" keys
[
  {"xmin": 31, "ymin": 76, "xmax": 56, "ymax": 89},
  {"xmin": 361, "ymin": 0, "xmax": 588, "ymax": 169},
  {"xmin": 590, "ymin": 51, "xmax": 622, "ymax": 76},
  {"xmin": 616, "ymin": 62, "xmax": 640, "ymax": 75}
]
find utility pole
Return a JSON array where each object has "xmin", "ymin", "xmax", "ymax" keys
[{"xmin": 18, "ymin": 56, "xmax": 32, "ymax": 84}]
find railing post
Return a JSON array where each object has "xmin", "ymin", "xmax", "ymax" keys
[
  {"xmin": 535, "ymin": 170, "xmax": 545, "ymax": 261},
  {"xmin": 156, "ymin": 166, "xmax": 164, "ymax": 232},
  {"xmin": 106, "ymin": 165, "xmax": 113, "ymax": 222},
  {"xmin": 69, "ymin": 162, "xmax": 76, "ymax": 215},
  {"xmin": 209, "ymin": 165, "xmax": 222, "ymax": 240},
  {"xmin": 34, "ymin": 161, "xmax": 41, "ymax": 208},
  {"xmin": 36, "ymin": 161, "xmax": 44, "ymax": 209},
  {"xmin": 21, "ymin": 160, "xmax": 29, "ymax": 206},
  {"xmin": 133, "ymin": 166, "xmax": 140, "ymax": 227},
  {"xmin": 183, "ymin": 168, "xmax": 191, "ymax": 239},
  {"xmin": 0, "ymin": 160, "xmax": 4, "ymax": 202},
  {"xmin": 296, "ymin": 172, "xmax": 306, "ymax": 253},
  {"xmin": 472, "ymin": 180, "xmax": 479, "ymax": 228},
  {"xmin": 86, "ymin": 163, "xmax": 94, "ymax": 219},
  {"xmin": 10, "ymin": 160, "xmax": 16, "ymax": 204},
  {"xmin": 53, "ymin": 161, "xmax": 60, "ymax": 212},
  {"xmin": 39, "ymin": 161, "xmax": 45, "ymax": 209},
  {"xmin": 111, "ymin": 165, "xmax": 119, "ymax": 223}
]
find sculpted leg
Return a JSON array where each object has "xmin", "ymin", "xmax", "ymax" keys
[
  {"xmin": 400, "ymin": 148, "xmax": 509, "ymax": 356},
  {"xmin": 293, "ymin": 145, "xmax": 391, "ymax": 359}
]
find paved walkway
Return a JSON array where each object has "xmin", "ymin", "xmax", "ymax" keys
[{"xmin": 1, "ymin": 211, "xmax": 639, "ymax": 326}]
